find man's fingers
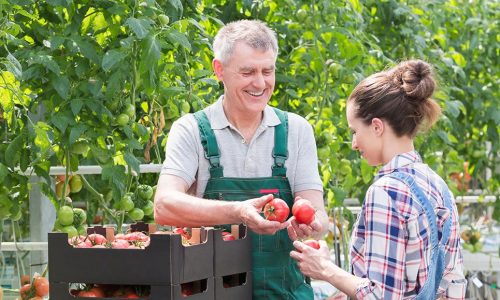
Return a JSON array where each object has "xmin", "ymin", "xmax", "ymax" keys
[
  {"xmin": 287, "ymin": 224, "xmax": 298, "ymax": 241},
  {"xmin": 255, "ymin": 194, "xmax": 274, "ymax": 207}
]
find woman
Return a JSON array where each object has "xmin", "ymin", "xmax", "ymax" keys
[{"xmin": 290, "ymin": 60, "xmax": 466, "ymax": 299}]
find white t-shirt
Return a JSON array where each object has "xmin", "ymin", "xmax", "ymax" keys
[{"xmin": 161, "ymin": 97, "xmax": 323, "ymax": 197}]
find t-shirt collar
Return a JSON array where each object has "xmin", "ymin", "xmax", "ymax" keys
[
  {"xmin": 210, "ymin": 95, "xmax": 281, "ymax": 130},
  {"xmin": 375, "ymin": 150, "xmax": 423, "ymax": 179}
]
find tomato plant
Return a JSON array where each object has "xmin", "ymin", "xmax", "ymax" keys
[
  {"xmin": 292, "ymin": 199, "xmax": 315, "ymax": 225},
  {"xmin": 263, "ymin": 198, "xmax": 290, "ymax": 223}
]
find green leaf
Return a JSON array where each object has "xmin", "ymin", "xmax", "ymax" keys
[
  {"xmin": 125, "ymin": 17, "xmax": 153, "ymax": 39},
  {"xmin": 51, "ymin": 111, "xmax": 74, "ymax": 133},
  {"xmin": 360, "ymin": 160, "xmax": 372, "ymax": 184},
  {"xmin": 69, "ymin": 124, "xmax": 87, "ymax": 144},
  {"xmin": 6, "ymin": 134, "xmax": 23, "ymax": 167},
  {"xmin": 34, "ymin": 122, "xmax": 51, "ymax": 152},
  {"xmin": 51, "ymin": 75, "xmax": 70, "ymax": 99},
  {"xmin": 6, "ymin": 53, "xmax": 22, "ymax": 79},
  {"xmin": 102, "ymin": 50, "xmax": 128, "ymax": 72},
  {"xmin": 139, "ymin": 35, "xmax": 161, "ymax": 73},
  {"xmin": 166, "ymin": 29, "xmax": 192, "ymax": 51},
  {"xmin": 0, "ymin": 163, "xmax": 9, "ymax": 183},
  {"xmin": 348, "ymin": 0, "xmax": 363, "ymax": 13},
  {"xmin": 124, "ymin": 152, "xmax": 140, "ymax": 175},
  {"xmin": 70, "ymin": 98, "xmax": 84, "ymax": 115},
  {"xmin": 34, "ymin": 55, "xmax": 60, "ymax": 74},
  {"xmin": 73, "ymin": 36, "xmax": 100, "ymax": 64},
  {"xmin": 451, "ymin": 52, "xmax": 466, "ymax": 68},
  {"xmin": 102, "ymin": 165, "xmax": 127, "ymax": 198}
]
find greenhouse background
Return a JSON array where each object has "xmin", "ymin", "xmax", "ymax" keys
[{"xmin": 0, "ymin": 0, "xmax": 498, "ymax": 299}]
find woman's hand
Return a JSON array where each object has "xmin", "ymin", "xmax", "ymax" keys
[{"xmin": 290, "ymin": 240, "xmax": 335, "ymax": 281}]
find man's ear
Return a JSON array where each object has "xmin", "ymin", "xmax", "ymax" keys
[
  {"xmin": 212, "ymin": 59, "xmax": 224, "ymax": 81},
  {"xmin": 371, "ymin": 118, "xmax": 384, "ymax": 136}
]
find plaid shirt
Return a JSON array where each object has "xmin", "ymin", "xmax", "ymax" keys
[{"xmin": 350, "ymin": 151, "xmax": 466, "ymax": 299}]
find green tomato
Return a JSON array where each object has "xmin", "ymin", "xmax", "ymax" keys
[
  {"xmin": 297, "ymin": 9, "xmax": 307, "ymax": 22},
  {"xmin": 137, "ymin": 184, "xmax": 154, "ymax": 200},
  {"xmin": 73, "ymin": 208, "xmax": 87, "ymax": 225},
  {"xmin": 58, "ymin": 205, "xmax": 74, "ymax": 226},
  {"xmin": 71, "ymin": 141, "xmax": 89, "ymax": 155},
  {"xmin": 328, "ymin": 62, "xmax": 341, "ymax": 78},
  {"xmin": 119, "ymin": 195, "xmax": 135, "ymax": 212},
  {"xmin": 76, "ymin": 225, "xmax": 87, "ymax": 236},
  {"xmin": 69, "ymin": 175, "xmax": 83, "ymax": 193},
  {"xmin": 123, "ymin": 103, "xmax": 136, "ymax": 119},
  {"xmin": 116, "ymin": 113, "xmax": 130, "ymax": 126},
  {"xmin": 61, "ymin": 225, "xmax": 78, "ymax": 238},
  {"xmin": 128, "ymin": 208, "xmax": 144, "ymax": 221},
  {"xmin": 158, "ymin": 14, "xmax": 170, "ymax": 25},
  {"xmin": 142, "ymin": 201, "xmax": 154, "ymax": 216}
]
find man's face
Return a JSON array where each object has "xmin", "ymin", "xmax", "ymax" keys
[{"xmin": 213, "ymin": 41, "xmax": 276, "ymax": 116}]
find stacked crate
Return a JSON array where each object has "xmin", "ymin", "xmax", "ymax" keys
[
  {"xmin": 48, "ymin": 225, "xmax": 215, "ymax": 299},
  {"xmin": 213, "ymin": 224, "xmax": 252, "ymax": 300}
]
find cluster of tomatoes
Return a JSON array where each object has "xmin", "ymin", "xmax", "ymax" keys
[
  {"xmin": 70, "ymin": 284, "xmax": 148, "ymax": 298},
  {"xmin": 115, "ymin": 184, "xmax": 155, "ymax": 223},
  {"xmin": 263, "ymin": 197, "xmax": 320, "ymax": 249},
  {"xmin": 68, "ymin": 231, "xmax": 150, "ymax": 249},
  {"xmin": 19, "ymin": 274, "xmax": 49, "ymax": 300},
  {"xmin": 54, "ymin": 204, "xmax": 88, "ymax": 238}
]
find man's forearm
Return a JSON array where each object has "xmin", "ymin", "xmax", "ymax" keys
[{"xmin": 154, "ymin": 190, "xmax": 242, "ymax": 227}]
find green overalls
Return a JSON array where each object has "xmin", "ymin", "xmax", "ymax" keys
[{"xmin": 193, "ymin": 109, "xmax": 313, "ymax": 299}]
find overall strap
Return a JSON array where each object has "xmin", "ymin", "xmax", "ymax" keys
[
  {"xmin": 386, "ymin": 172, "xmax": 439, "ymax": 248},
  {"xmin": 439, "ymin": 181, "xmax": 454, "ymax": 245},
  {"xmin": 193, "ymin": 111, "xmax": 223, "ymax": 178},
  {"xmin": 272, "ymin": 108, "xmax": 288, "ymax": 177}
]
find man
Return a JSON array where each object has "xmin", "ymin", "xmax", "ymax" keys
[{"xmin": 154, "ymin": 19, "xmax": 328, "ymax": 299}]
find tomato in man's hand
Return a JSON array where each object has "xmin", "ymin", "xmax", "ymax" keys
[
  {"xmin": 303, "ymin": 239, "xmax": 320, "ymax": 249},
  {"xmin": 292, "ymin": 199, "xmax": 315, "ymax": 225},
  {"xmin": 264, "ymin": 198, "xmax": 290, "ymax": 223}
]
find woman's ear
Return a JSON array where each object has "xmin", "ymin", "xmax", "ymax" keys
[{"xmin": 371, "ymin": 118, "xmax": 384, "ymax": 136}]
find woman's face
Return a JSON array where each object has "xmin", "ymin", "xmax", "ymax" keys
[{"xmin": 346, "ymin": 102, "xmax": 384, "ymax": 166}]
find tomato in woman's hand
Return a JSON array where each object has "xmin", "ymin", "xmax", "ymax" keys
[
  {"xmin": 303, "ymin": 239, "xmax": 320, "ymax": 249},
  {"xmin": 292, "ymin": 199, "xmax": 315, "ymax": 225},
  {"xmin": 263, "ymin": 198, "xmax": 290, "ymax": 223}
]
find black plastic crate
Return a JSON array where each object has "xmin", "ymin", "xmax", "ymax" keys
[
  {"xmin": 48, "ymin": 227, "xmax": 214, "ymax": 285},
  {"xmin": 50, "ymin": 279, "xmax": 215, "ymax": 300},
  {"xmin": 213, "ymin": 224, "xmax": 252, "ymax": 277},
  {"xmin": 214, "ymin": 272, "xmax": 252, "ymax": 300}
]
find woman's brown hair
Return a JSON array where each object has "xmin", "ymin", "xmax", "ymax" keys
[{"xmin": 348, "ymin": 59, "xmax": 441, "ymax": 137}]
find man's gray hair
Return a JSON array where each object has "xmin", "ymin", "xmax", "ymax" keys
[{"xmin": 213, "ymin": 19, "xmax": 278, "ymax": 64}]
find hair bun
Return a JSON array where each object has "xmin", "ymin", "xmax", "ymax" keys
[{"xmin": 395, "ymin": 60, "xmax": 435, "ymax": 101}]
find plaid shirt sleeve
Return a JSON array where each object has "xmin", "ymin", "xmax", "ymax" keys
[{"xmin": 354, "ymin": 184, "xmax": 409, "ymax": 300}]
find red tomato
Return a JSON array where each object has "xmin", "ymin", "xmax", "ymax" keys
[
  {"xmin": 20, "ymin": 283, "xmax": 32, "ymax": 299},
  {"xmin": 303, "ymin": 239, "xmax": 320, "ymax": 249},
  {"xmin": 78, "ymin": 287, "xmax": 105, "ymax": 297},
  {"xmin": 33, "ymin": 277, "xmax": 49, "ymax": 297},
  {"xmin": 173, "ymin": 227, "xmax": 191, "ymax": 240},
  {"xmin": 263, "ymin": 198, "xmax": 290, "ymax": 223},
  {"xmin": 20, "ymin": 274, "xmax": 31, "ymax": 286},
  {"xmin": 292, "ymin": 199, "xmax": 315, "ymax": 225},
  {"xmin": 222, "ymin": 232, "xmax": 235, "ymax": 241}
]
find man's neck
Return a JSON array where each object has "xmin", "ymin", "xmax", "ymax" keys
[{"xmin": 223, "ymin": 101, "xmax": 264, "ymax": 143}]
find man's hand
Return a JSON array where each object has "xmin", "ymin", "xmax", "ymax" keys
[
  {"xmin": 239, "ymin": 194, "xmax": 288, "ymax": 235},
  {"xmin": 287, "ymin": 196, "xmax": 324, "ymax": 240}
]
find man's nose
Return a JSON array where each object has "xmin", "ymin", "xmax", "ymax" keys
[{"xmin": 253, "ymin": 73, "xmax": 265, "ymax": 88}]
